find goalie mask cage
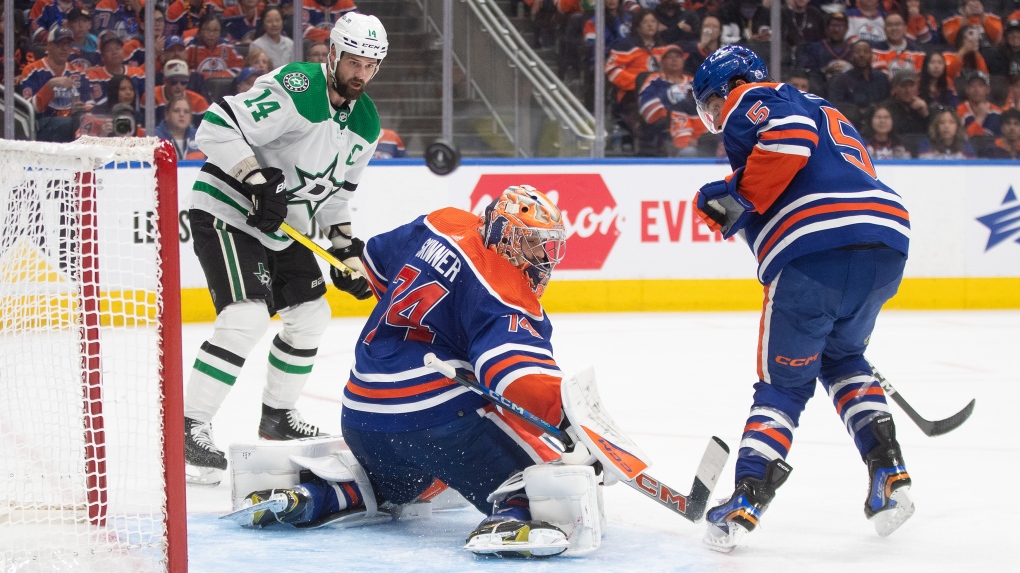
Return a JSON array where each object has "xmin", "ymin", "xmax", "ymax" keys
[{"xmin": 0, "ymin": 137, "xmax": 186, "ymax": 573}]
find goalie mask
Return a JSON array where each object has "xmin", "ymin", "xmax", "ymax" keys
[
  {"xmin": 481, "ymin": 186, "xmax": 566, "ymax": 298},
  {"xmin": 328, "ymin": 13, "xmax": 388, "ymax": 81}
]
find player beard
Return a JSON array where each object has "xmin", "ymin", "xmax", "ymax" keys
[{"xmin": 336, "ymin": 75, "xmax": 365, "ymax": 101}]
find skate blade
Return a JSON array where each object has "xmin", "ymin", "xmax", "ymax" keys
[
  {"xmin": 702, "ymin": 522, "xmax": 747, "ymax": 553},
  {"xmin": 465, "ymin": 528, "xmax": 569, "ymax": 558},
  {"xmin": 870, "ymin": 487, "xmax": 915, "ymax": 537},
  {"xmin": 185, "ymin": 465, "xmax": 223, "ymax": 486},
  {"xmin": 220, "ymin": 497, "xmax": 288, "ymax": 527}
]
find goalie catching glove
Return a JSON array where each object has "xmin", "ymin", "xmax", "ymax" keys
[
  {"xmin": 328, "ymin": 238, "xmax": 372, "ymax": 300},
  {"xmin": 243, "ymin": 167, "xmax": 288, "ymax": 233}
]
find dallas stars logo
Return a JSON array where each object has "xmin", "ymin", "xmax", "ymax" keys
[
  {"xmin": 253, "ymin": 263, "xmax": 271, "ymax": 286},
  {"xmin": 289, "ymin": 154, "xmax": 345, "ymax": 218},
  {"xmin": 976, "ymin": 186, "xmax": 1020, "ymax": 251},
  {"xmin": 282, "ymin": 72, "xmax": 309, "ymax": 93}
]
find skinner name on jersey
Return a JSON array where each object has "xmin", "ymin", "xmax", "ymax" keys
[{"xmin": 415, "ymin": 238, "xmax": 462, "ymax": 280}]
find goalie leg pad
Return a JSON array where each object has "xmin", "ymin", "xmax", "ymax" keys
[{"xmin": 523, "ymin": 464, "xmax": 604, "ymax": 554}]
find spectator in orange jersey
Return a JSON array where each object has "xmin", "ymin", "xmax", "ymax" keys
[
  {"xmin": 636, "ymin": 46, "xmax": 700, "ymax": 156},
  {"xmin": 300, "ymin": 0, "xmax": 357, "ymax": 43},
  {"xmin": 86, "ymin": 34, "xmax": 146, "ymax": 107},
  {"xmin": 872, "ymin": 13, "xmax": 925, "ymax": 77},
  {"xmin": 944, "ymin": 24, "xmax": 989, "ymax": 83},
  {"xmin": 862, "ymin": 102, "xmax": 912, "ymax": 158},
  {"xmin": 982, "ymin": 108, "xmax": 1020, "ymax": 158},
  {"xmin": 917, "ymin": 106, "xmax": 977, "ymax": 158},
  {"xmin": 904, "ymin": 0, "xmax": 940, "ymax": 44},
  {"xmin": 881, "ymin": 68, "xmax": 930, "ymax": 135},
  {"xmin": 374, "ymin": 128, "xmax": 407, "ymax": 159},
  {"xmin": 606, "ymin": 9, "xmax": 673, "ymax": 102},
  {"xmin": 151, "ymin": 59, "xmax": 209, "ymax": 127},
  {"xmin": 957, "ymin": 70, "xmax": 1002, "ymax": 137},
  {"xmin": 986, "ymin": 18, "xmax": 1020, "ymax": 78},
  {"xmin": 166, "ymin": 0, "xmax": 222, "ymax": 39},
  {"xmin": 155, "ymin": 95, "xmax": 206, "ymax": 160},
  {"xmin": 20, "ymin": 27, "xmax": 94, "ymax": 142},
  {"xmin": 222, "ymin": 0, "xmax": 262, "ymax": 44},
  {"xmin": 919, "ymin": 50, "xmax": 959, "ymax": 108},
  {"xmin": 682, "ymin": 13, "xmax": 722, "ymax": 76},
  {"xmin": 942, "ymin": 0, "xmax": 1001, "ymax": 48},
  {"xmin": 186, "ymin": 12, "xmax": 245, "ymax": 79},
  {"xmin": 124, "ymin": 5, "xmax": 166, "ymax": 67}
]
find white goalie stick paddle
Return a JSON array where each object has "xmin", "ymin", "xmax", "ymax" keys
[
  {"xmin": 869, "ymin": 361, "xmax": 976, "ymax": 437},
  {"xmin": 423, "ymin": 354, "xmax": 730, "ymax": 522}
]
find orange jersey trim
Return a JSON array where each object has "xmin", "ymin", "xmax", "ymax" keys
[
  {"xmin": 756, "ymin": 202, "xmax": 911, "ymax": 262},
  {"xmin": 345, "ymin": 377, "xmax": 458, "ymax": 400},
  {"xmin": 719, "ymin": 82, "xmax": 782, "ymax": 131},
  {"xmin": 482, "ymin": 355, "xmax": 558, "ymax": 387}
]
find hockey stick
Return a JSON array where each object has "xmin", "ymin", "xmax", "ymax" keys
[
  {"xmin": 278, "ymin": 222, "xmax": 359, "ymax": 275},
  {"xmin": 424, "ymin": 353, "xmax": 730, "ymax": 523},
  {"xmin": 869, "ymin": 362, "xmax": 975, "ymax": 437}
]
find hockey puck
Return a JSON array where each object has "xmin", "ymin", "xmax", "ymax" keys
[{"xmin": 424, "ymin": 140, "xmax": 461, "ymax": 176}]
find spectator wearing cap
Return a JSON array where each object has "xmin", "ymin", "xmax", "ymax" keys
[
  {"xmin": 251, "ymin": 6, "xmax": 294, "ymax": 68},
  {"xmin": 636, "ymin": 45, "xmax": 704, "ymax": 156},
  {"xmin": 67, "ymin": 7, "xmax": 100, "ymax": 69},
  {"xmin": 93, "ymin": 0, "xmax": 144, "ymax": 44},
  {"xmin": 124, "ymin": 6, "xmax": 166, "ymax": 68},
  {"xmin": 160, "ymin": 35, "xmax": 188, "ymax": 74},
  {"xmin": 943, "ymin": 0, "xmax": 1001, "ymax": 48},
  {"xmin": 152, "ymin": 59, "xmax": 209, "ymax": 128},
  {"xmin": 232, "ymin": 66, "xmax": 262, "ymax": 95},
  {"xmin": 845, "ymin": 0, "xmax": 886, "ymax": 44},
  {"xmin": 301, "ymin": 0, "xmax": 357, "ymax": 44},
  {"xmin": 780, "ymin": 0, "xmax": 826, "ymax": 47},
  {"xmin": 958, "ymin": 70, "xmax": 1002, "ymax": 137},
  {"xmin": 917, "ymin": 106, "xmax": 977, "ymax": 158},
  {"xmin": 986, "ymin": 19, "xmax": 1020, "ymax": 78},
  {"xmin": 982, "ymin": 108, "xmax": 1020, "ymax": 158},
  {"xmin": 155, "ymin": 95, "xmax": 205, "ymax": 160},
  {"xmin": 222, "ymin": 0, "xmax": 262, "ymax": 44},
  {"xmin": 905, "ymin": 0, "xmax": 940, "ymax": 45},
  {"xmin": 919, "ymin": 51, "xmax": 959, "ymax": 108},
  {"xmin": 186, "ymin": 12, "xmax": 245, "ymax": 80},
  {"xmin": 86, "ymin": 34, "xmax": 146, "ymax": 107},
  {"xmin": 881, "ymin": 68, "xmax": 930, "ymax": 135},
  {"xmin": 28, "ymin": 0, "xmax": 80, "ymax": 45},
  {"xmin": 828, "ymin": 40, "xmax": 891, "ymax": 127},
  {"xmin": 799, "ymin": 12, "xmax": 853, "ymax": 97},
  {"xmin": 872, "ymin": 13, "xmax": 925, "ymax": 77},
  {"xmin": 20, "ymin": 27, "xmax": 95, "ymax": 142}
]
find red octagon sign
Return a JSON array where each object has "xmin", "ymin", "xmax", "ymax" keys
[{"xmin": 470, "ymin": 174, "xmax": 620, "ymax": 270}]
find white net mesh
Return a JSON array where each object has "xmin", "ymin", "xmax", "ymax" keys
[{"xmin": 0, "ymin": 137, "xmax": 172, "ymax": 573}]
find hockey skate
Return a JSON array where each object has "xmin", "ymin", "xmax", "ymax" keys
[
  {"xmin": 464, "ymin": 515, "xmax": 569, "ymax": 558},
  {"xmin": 258, "ymin": 404, "xmax": 322, "ymax": 440},
  {"xmin": 232, "ymin": 485, "xmax": 316, "ymax": 528},
  {"xmin": 703, "ymin": 459, "xmax": 792, "ymax": 553},
  {"xmin": 863, "ymin": 415, "xmax": 914, "ymax": 536},
  {"xmin": 184, "ymin": 417, "xmax": 227, "ymax": 485}
]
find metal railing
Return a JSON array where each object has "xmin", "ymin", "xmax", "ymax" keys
[
  {"xmin": 419, "ymin": 0, "xmax": 597, "ymax": 157},
  {"xmin": 0, "ymin": 84, "xmax": 36, "ymax": 141}
]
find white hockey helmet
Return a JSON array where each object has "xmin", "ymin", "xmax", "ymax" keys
[{"xmin": 330, "ymin": 13, "xmax": 388, "ymax": 63}]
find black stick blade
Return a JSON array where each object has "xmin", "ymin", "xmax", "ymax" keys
[{"xmin": 925, "ymin": 399, "xmax": 976, "ymax": 437}]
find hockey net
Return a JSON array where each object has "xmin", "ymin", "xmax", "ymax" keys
[{"xmin": 0, "ymin": 137, "xmax": 186, "ymax": 573}]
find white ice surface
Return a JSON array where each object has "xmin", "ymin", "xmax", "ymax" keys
[{"xmin": 184, "ymin": 310, "xmax": 1018, "ymax": 572}]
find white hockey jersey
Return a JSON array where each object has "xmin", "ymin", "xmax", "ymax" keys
[{"xmin": 193, "ymin": 61, "xmax": 380, "ymax": 250}]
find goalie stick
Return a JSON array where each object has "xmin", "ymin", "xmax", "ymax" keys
[
  {"xmin": 869, "ymin": 362, "xmax": 975, "ymax": 437},
  {"xmin": 423, "ymin": 353, "xmax": 730, "ymax": 523}
]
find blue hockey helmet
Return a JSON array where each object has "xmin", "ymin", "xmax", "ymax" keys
[{"xmin": 693, "ymin": 45, "xmax": 769, "ymax": 133}]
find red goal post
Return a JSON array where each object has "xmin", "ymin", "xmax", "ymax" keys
[{"xmin": 0, "ymin": 137, "xmax": 186, "ymax": 573}]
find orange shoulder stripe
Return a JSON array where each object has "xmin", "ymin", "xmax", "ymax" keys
[{"xmin": 720, "ymin": 82, "xmax": 781, "ymax": 129}]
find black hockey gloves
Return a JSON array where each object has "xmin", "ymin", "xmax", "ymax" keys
[
  {"xmin": 243, "ymin": 167, "xmax": 288, "ymax": 233},
  {"xmin": 329, "ymin": 239, "xmax": 372, "ymax": 300}
]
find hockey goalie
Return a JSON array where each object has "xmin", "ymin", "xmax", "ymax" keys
[{"xmin": 223, "ymin": 187, "xmax": 640, "ymax": 557}]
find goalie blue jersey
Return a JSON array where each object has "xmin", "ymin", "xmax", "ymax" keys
[
  {"xmin": 719, "ymin": 82, "xmax": 910, "ymax": 284},
  {"xmin": 341, "ymin": 208, "xmax": 563, "ymax": 459}
]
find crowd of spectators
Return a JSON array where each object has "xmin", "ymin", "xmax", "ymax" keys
[
  {"xmin": 526, "ymin": 0, "xmax": 1020, "ymax": 158},
  {"xmin": 0, "ymin": 0, "xmax": 368, "ymax": 159}
]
